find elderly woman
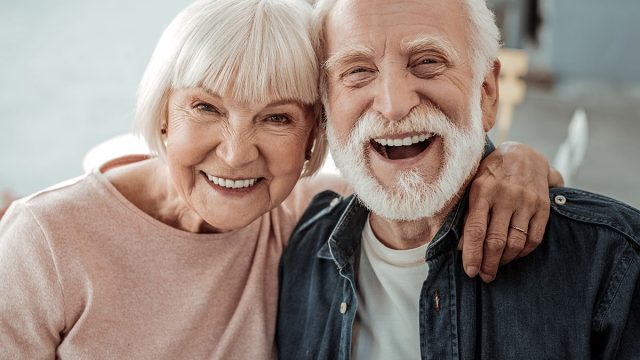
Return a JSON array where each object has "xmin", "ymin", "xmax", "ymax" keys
[{"xmin": 0, "ymin": 0, "xmax": 560, "ymax": 358}]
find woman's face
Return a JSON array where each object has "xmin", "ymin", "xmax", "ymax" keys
[{"xmin": 165, "ymin": 87, "xmax": 315, "ymax": 232}]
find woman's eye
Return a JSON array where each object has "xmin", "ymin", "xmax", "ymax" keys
[
  {"xmin": 267, "ymin": 114, "xmax": 290, "ymax": 124},
  {"xmin": 194, "ymin": 102, "xmax": 219, "ymax": 113}
]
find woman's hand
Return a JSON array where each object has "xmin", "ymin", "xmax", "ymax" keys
[{"xmin": 460, "ymin": 141, "xmax": 563, "ymax": 283}]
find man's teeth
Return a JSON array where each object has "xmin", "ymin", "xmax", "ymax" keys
[
  {"xmin": 373, "ymin": 133, "xmax": 434, "ymax": 147},
  {"xmin": 206, "ymin": 174, "xmax": 258, "ymax": 189}
]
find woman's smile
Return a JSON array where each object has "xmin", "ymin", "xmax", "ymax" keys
[
  {"xmin": 201, "ymin": 171, "xmax": 266, "ymax": 197},
  {"xmin": 203, "ymin": 171, "xmax": 262, "ymax": 189}
]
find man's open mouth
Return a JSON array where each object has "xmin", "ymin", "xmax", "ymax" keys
[{"xmin": 370, "ymin": 132, "xmax": 435, "ymax": 160}]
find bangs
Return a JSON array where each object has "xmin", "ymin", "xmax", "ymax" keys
[{"xmin": 171, "ymin": 0, "xmax": 319, "ymax": 105}]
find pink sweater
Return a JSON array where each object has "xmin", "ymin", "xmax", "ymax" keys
[{"xmin": 0, "ymin": 169, "xmax": 345, "ymax": 359}]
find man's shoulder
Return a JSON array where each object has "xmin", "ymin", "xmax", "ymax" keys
[{"xmin": 548, "ymin": 187, "xmax": 640, "ymax": 248}]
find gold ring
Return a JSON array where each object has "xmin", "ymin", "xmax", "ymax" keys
[{"xmin": 509, "ymin": 225, "xmax": 528, "ymax": 236}]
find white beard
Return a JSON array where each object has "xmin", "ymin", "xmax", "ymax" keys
[{"xmin": 326, "ymin": 94, "xmax": 486, "ymax": 221}]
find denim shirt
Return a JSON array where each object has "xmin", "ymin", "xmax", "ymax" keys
[{"xmin": 277, "ymin": 187, "xmax": 640, "ymax": 359}]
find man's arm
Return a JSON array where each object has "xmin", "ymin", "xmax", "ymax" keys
[
  {"xmin": 461, "ymin": 141, "xmax": 562, "ymax": 283},
  {"xmin": 591, "ymin": 243, "xmax": 640, "ymax": 359},
  {"xmin": 613, "ymin": 276, "xmax": 640, "ymax": 359}
]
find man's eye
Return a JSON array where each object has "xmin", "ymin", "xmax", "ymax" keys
[
  {"xmin": 418, "ymin": 58, "xmax": 437, "ymax": 65},
  {"xmin": 195, "ymin": 102, "xmax": 219, "ymax": 113},
  {"xmin": 348, "ymin": 67, "xmax": 368, "ymax": 74},
  {"xmin": 411, "ymin": 58, "xmax": 446, "ymax": 78},
  {"xmin": 267, "ymin": 114, "xmax": 290, "ymax": 124},
  {"xmin": 340, "ymin": 66, "xmax": 376, "ymax": 87}
]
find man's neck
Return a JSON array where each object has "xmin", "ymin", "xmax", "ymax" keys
[
  {"xmin": 368, "ymin": 206, "xmax": 451, "ymax": 250},
  {"xmin": 367, "ymin": 187, "xmax": 466, "ymax": 251}
]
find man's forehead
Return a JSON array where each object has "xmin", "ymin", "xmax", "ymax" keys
[
  {"xmin": 326, "ymin": 0, "xmax": 464, "ymax": 27},
  {"xmin": 324, "ymin": 36, "xmax": 460, "ymax": 73},
  {"xmin": 325, "ymin": 0, "xmax": 467, "ymax": 55}
]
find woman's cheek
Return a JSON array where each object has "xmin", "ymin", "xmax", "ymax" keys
[{"xmin": 168, "ymin": 119, "xmax": 215, "ymax": 166}]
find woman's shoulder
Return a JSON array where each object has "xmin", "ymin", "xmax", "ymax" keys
[
  {"xmin": 19, "ymin": 173, "xmax": 100, "ymax": 214},
  {"xmin": 8, "ymin": 169, "xmax": 130, "ymax": 236},
  {"xmin": 280, "ymin": 173, "xmax": 352, "ymax": 220},
  {"xmin": 0, "ymin": 173, "xmax": 107, "ymax": 248}
]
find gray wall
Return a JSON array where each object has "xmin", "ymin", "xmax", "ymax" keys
[
  {"xmin": 550, "ymin": 0, "xmax": 640, "ymax": 84},
  {"xmin": 0, "ymin": 0, "xmax": 191, "ymax": 196}
]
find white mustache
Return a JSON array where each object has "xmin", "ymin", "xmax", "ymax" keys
[
  {"xmin": 326, "ymin": 99, "xmax": 486, "ymax": 221},
  {"xmin": 343, "ymin": 104, "xmax": 464, "ymax": 150}
]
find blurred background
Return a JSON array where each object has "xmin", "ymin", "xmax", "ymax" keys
[{"xmin": 1, "ymin": 0, "xmax": 639, "ymax": 213}]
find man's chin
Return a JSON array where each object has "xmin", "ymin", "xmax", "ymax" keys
[
  {"xmin": 356, "ymin": 153, "xmax": 483, "ymax": 222},
  {"xmin": 355, "ymin": 179, "xmax": 446, "ymax": 222}
]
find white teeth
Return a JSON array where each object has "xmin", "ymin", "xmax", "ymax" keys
[
  {"xmin": 205, "ymin": 174, "xmax": 259, "ymax": 189},
  {"xmin": 373, "ymin": 133, "xmax": 434, "ymax": 147}
]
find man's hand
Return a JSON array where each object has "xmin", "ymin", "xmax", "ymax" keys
[{"xmin": 459, "ymin": 141, "xmax": 563, "ymax": 283}]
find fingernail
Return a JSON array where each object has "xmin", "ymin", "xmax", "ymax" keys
[
  {"xmin": 480, "ymin": 272, "xmax": 496, "ymax": 283},
  {"xmin": 465, "ymin": 266, "xmax": 479, "ymax": 277}
]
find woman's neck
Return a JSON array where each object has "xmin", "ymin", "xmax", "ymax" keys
[{"xmin": 104, "ymin": 158, "xmax": 220, "ymax": 234}]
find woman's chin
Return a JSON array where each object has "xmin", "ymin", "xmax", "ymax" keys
[{"xmin": 198, "ymin": 213, "xmax": 262, "ymax": 234}]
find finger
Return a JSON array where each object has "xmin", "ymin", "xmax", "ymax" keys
[
  {"xmin": 548, "ymin": 167, "xmax": 565, "ymax": 187},
  {"xmin": 458, "ymin": 212, "xmax": 470, "ymax": 251},
  {"xmin": 518, "ymin": 200, "xmax": 550, "ymax": 257},
  {"xmin": 499, "ymin": 210, "xmax": 530, "ymax": 266},
  {"xmin": 479, "ymin": 208, "xmax": 512, "ymax": 283},
  {"xmin": 462, "ymin": 197, "xmax": 491, "ymax": 278}
]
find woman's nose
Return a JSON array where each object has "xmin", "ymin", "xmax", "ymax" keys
[{"xmin": 215, "ymin": 127, "xmax": 259, "ymax": 168}]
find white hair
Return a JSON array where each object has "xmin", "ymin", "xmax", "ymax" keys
[
  {"xmin": 460, "ymin": 0, "xmax": 502, "ymax": 84},
  {"xmin": 135, "ymin": 0, "xmax": 327, "ymax": 176},
  {"xmin": 312, "ymin": 0, "xmax": 502, "ymax": 101}
]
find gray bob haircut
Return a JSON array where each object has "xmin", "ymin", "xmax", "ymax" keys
[
  {"xmin": 135, "ymin": 0, "xmax": 327, "ymax": 177},
  {"xmin": 312, "ymin": 0, "xmax": 501, "ymax": 103}
]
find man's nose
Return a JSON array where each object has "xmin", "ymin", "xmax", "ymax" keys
[
  {"xmin": 215, "ymin": 124, "xmax": 259, "ymax": 168},
  {"xmin": 371, "ymin": 70, "xmax": 420, "ymax": 122}
]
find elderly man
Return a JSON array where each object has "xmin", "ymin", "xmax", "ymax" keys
[{"xmin": 277, "ymin": 0, "xmax": 640, "ymax": 359}]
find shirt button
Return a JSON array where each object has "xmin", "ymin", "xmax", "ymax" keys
[
  {"xmin": 554, "ymin": 195, "xmax": 567, "ymax": 205},
  {"xmin": 330, "ymin": 198, "xmax": 340, "ymax": 208},
  {"xmin": 340, "ymin": 302, "xmax": 347, "ymax": 314}
]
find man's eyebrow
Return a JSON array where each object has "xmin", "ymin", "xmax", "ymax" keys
[
  {"xmin": 323, "ymin": 45, "xmax": 375, "ymax": 73},
  {"xmin": 401, "ymin": 36, "xmax": 460, "ymax": 61}
]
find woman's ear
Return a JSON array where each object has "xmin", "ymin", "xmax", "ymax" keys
[{"xmin": 305, "ymin": 123, "xmax": 318, "ymax": 160}]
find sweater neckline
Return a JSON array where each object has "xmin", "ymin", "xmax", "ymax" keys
[{"xmin": 90, "ymin": 168, "xmax": 264, "ymax": 242}]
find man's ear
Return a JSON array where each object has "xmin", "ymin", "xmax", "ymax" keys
[{"xmin": 480, "ymin": 59, "xmax": 501, "ymax": 132}]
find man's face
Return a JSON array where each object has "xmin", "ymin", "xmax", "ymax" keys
[{"xmin": 323, "ymin": 0, "xmax": 498, "ymax": 220}]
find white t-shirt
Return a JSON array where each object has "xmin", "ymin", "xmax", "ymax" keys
[{"xmin": 352, "ymin": 217, "xmax": 430, "ymax": 360}]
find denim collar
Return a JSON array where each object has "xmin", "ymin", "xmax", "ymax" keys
[
  {"xmin": 316, "ymin": 196, "xmax": 369, "ymax": 270},
  {"xmin": 317, "ymin": 137, "xmax": 495, "ymax": 267}
]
